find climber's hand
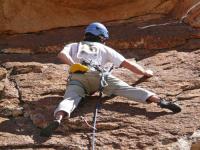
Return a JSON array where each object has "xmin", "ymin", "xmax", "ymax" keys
[{"xmin": 144, "ymin": 69, "xmax": 154, "ymax": 78}]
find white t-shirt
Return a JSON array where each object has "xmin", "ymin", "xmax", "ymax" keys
[{"xmin": 61, "ymin": 41, "xmax": 125, "ymax": 68}]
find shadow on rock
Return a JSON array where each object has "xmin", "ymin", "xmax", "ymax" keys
[
  {"xmin": 0, "ymin": 116, "xmax": 51, "ymax": 145},
  {"xmin": 101, "ymin": 101, "xmax": 172, "ymax": 120},
  {"xmin": 70, "ymin": 95, "xmax": 172, "ymax": 125},
  {"xmin": 0, "ymin": 75, "xmax": 173, "ymax": 144},
  {"xmin": 0, "ymin": 93, "xmax": 172, "ymax": 146}
]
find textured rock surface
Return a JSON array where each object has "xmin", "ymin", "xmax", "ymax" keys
[
  {"xmin": 172, "ymin": 0, "xmax": 200, "ymax": 27},
  {"xmin": 0, "ymin": 1, "xmax": 200, "ymax": 149},
  {"xmin": 0, "ymin": 0, "xmax": 178, "ymax": 33},
  {"xmin": 0, "ymin": 22, "xmax": 196, "ymax": 55},
  {"xmin": 0, "ymin": 0, "xmax": 200, "ymax": 34},
  {"xmin": 0, "ymin": 48, "xmax": 200, "ymax": 149}
]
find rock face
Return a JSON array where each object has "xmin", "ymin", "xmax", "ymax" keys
[
  {"xmin": 0, "ymin": 0, "xmax": 200, "ymax": 149},
  {"xmin": 0, "ymin": 48, "xmax": 200, "ymax": 149},
  {"xmin": 0, "ymin": 0, "xmax": 200, "ymax": 34},
  {"xmin": 172, "ymin": 0, "xmax": 200, "ymax": 27}
]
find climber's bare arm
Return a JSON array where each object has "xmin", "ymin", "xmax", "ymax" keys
[
  {"xmin": 57, "ymin": 52, "xmax": 75, "ymax": 66},
  {"xmin": 120, "ymin": 60, "xmax": 153, "ymax": 77}
]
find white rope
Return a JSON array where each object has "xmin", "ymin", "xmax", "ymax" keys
[
  {"xmin": 138, "ymin": 1, "xmax": 200, "ymax": 30},
  {"xmin": 180, "ymin": 1, "xmax": 200, "ymax": 23},
  {"xmin": 80, "ymin": 116, "xmax": 97, "ymax": 130},
  {"xmin": 138, "ymin": 21, "xmax": 178, "ymax": 29}
]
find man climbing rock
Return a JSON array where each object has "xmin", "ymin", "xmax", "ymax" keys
[{"xmin": 40, "ymin": 22, "xmax": 181, "ymax": 137}]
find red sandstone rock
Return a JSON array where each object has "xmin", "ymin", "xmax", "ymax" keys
[{"xmin": 0, "ymin": 1, "xmax": 200, "ymax": 149}]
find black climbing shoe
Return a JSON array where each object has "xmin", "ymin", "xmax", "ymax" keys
[
  {"xmin": 158, "ymin": 99, "xmax": 181, "ymax": 113},
  {"xmin": 40, "ymin": 120, "xmax": 60, "ymax": 137}
]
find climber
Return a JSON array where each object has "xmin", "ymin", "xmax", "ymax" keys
[{"xmin": 40, "ymin": 22, "xmax": 181, "ymax": 137}]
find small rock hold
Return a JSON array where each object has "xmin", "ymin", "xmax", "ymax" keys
[{"xmin": 12, "ymin": 107, "xmax": 24, "ymax": 117}]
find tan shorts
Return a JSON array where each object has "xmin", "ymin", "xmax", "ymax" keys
[{"xmin": 54, "ymin": 71, "xmax": 155, "ymax": 117}]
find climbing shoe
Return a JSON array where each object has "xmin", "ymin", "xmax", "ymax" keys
[
  {"xmin": 158, "ymin": 99, "xmax": 181, "ymax": 113},
  {"xmin": 40, "ymin": 120, "xmax": 60, "ymax": 137}
]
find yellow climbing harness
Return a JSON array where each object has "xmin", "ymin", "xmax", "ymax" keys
[{"xmin": 69, "ymin": 63, "xmax": 89, "ymax": 73}]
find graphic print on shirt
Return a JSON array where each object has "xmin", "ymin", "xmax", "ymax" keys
[{"xmin": 77, "ymin": 42, "xmax": 102, "ymax": 66}]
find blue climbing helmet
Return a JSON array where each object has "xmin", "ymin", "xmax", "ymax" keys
[{"xmin": 85, "ymin": 22, "xmax": 109, "ymax": 39}]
